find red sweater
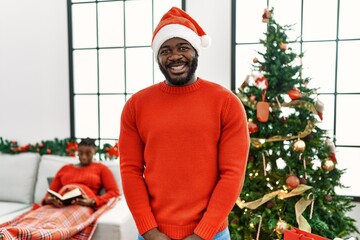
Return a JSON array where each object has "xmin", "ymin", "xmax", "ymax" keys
[
  {"xmin": 47, "ymin": 162, "xmax": 120, "ymax": 207},
  {"xmin": 119, "ymin": 79, "xmax": 249, "ymax": 240}
]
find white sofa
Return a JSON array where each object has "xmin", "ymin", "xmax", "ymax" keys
[{"xmin": 0, "ymin": 152, "xmax": 138, "ymax": 239}]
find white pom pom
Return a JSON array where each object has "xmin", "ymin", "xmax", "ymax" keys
[{"xmin": 200, "ymin": 35, "xmax": 211, "ymax": 48}]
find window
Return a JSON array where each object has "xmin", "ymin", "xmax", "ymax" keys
[
  {"xmin": 232, "ymin": 0, "xmax": 360, "ymax": 198},
  {"xmin": 68, "ymin": 0, "xmax": 183, "ymax": 152}
]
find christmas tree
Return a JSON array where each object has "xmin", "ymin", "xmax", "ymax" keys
[{"xmin": 229, "ymin": 8, "xmax": 359, "ymax": 240}]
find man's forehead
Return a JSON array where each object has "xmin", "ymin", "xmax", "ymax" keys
[{"xmin": 160, "ymin": 37, "xmax": 192, "ymax": 48}]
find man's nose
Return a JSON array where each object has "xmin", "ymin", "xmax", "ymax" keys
[{"xmin": 168, "ymin": 52, "xmax": 182, "ymax": 61}]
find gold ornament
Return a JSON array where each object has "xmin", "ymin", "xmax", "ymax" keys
[
  {"xmin": 293, "ymin": 139, "xmax": 306, "ymax": 152},
  {"xmin": 251, "ymin": 139, "xmax": 264, "ymax": 148},
  {"xmin": 322, "ymin": 159, "xmax": 335, "ymax": 172},
  {"xmin": 275, "ymin": 219, "xmax": 288, "ymax": 234}
]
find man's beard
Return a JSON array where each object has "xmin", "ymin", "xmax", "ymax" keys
[{"xmin": 159, "ymin": 56, "xmax": 198, "ymax": 86}]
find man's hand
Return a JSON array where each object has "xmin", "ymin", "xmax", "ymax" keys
[
  {"xmin": 142, "ymin": 228, "xmax": 171, "ymax": 240},
  {"xmin": 183, "ymin": 234, "xmax": 203, "ymax": 240}
]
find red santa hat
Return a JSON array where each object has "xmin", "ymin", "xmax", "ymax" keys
[{"xmin": 151, "ymin": 7, "xmax": 211, "ymax": 59}]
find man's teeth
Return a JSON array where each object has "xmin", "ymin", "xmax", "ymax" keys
[{"xmin": 172, "ymin": 66, "xmax": 184, "ymax": 70}]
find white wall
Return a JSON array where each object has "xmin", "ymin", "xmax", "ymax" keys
[
  {"xmin": 186, "ymin": 0, "xmax": 232, "ymax": 89},
  {"xmin": 0, "ymin": 0, "xmax": 70, "ymax": 144}
]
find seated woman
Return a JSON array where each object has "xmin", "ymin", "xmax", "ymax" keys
[
  {"xmin": 44, "ymin": 137, "xmax": 120, "ymax": 208},
  {"xmin": 0, "ymin": 138, "xmax": 120, "ymax": 240}
]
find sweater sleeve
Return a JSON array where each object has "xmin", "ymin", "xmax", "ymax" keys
[
  {"xmin": 119, "ymin": 97, "xmax": 158, "ymax": 234},
  {"xmin": 194, "ymin": 93, "xmax": 250, "ymax": 240},
  {"xmin": 94, "ymin": 164, "xmax": 120, "ymax": 207}
]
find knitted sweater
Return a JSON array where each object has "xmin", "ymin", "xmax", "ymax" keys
[
  {"xmin": 48, "ymin": 162, "xmax": 120, "ymax": 207},
  {"xmin": 119, "ymin": 79, "xmax": 250, "ymax": 240}
]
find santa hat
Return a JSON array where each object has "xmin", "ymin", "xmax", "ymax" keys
[{"xmin": 151, "ymin": 7, "xmax": 211, "ymax": 59}]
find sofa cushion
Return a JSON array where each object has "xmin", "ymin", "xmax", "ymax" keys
[
  {"xmin": 0, "ymin": 203, "xmax": 32, "ymax": 224},
  {"xmin": 0, "ymin": 202, "xmax": 31, "ymax": 217},
  {"xmin": 0, "ymin": 153, "xmax": 40, "ymax": 204},
  {"xmin": 33, "ymin": 154, "xmax": 78, "ymax": 204}
]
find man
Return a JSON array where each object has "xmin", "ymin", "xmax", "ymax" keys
[{"xmin": 119, "ymin": 7, "xmax": 250, "ymax": 240}]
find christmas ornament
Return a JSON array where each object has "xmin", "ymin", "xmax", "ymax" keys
[
  {"xmin": 250, "ymin": 95, "xmax": 256, "ymax": 102},
  {"xmin": 257, "ymin": 91, "xmax": 269, "ymax": 122},
  {"xmin": 105, "ymin": 142, "xmax": 119, "ymax": 159},
  {"xmin": 286, "ymin": 174, "xmax": 300, "ymax": 189},
  {"xmin": 315, "ymin": 98, "xmax": 324, "ymax": 120},
  {"xmin": 292, "ymin": 139, "xmax": 306, "ymax": 152},
  {"xmin": 322, "ymin": 159, "xmax": 335, "ymax": 172},
  {"xmin": 266, "ymin": 200, "xmax": 276, "ymax": 208},
  {"xmin": 325, "ymin": 139, "xmax": 337, "ymax": 163},
  {"xmin": 66, "ymin": 142, "xmax": 78, "ymax": 157},
  {"xmin": 256, "ymin": 215, "xmax": 263, "ymax": 240},
  {"xmin": 303, "ymin": 133, "xmax": 314, "ymax": 141},
  {"xmin": 275, "ymin": 219, "xmax": 288, "ymax": 234},
  {"xmin": 255, "ymin": 76, "xmax": 268, "ymax": 90},
  {"xmin": 230, "ymin": 217, "xmax": 239, "ymax": 225},
  {"xmin": 253, "ymin": 57, "xmax": 258, "ymax": 63},
  {"xmin": 257, "ymin": 101, "xmax": 270, "ymax": 122},
  {"xmin": 288, "ymin": 88, "xmax": 302, "ymax": 100},
  {"xmin": 248, "ymin": 119, "xmax": 259, "ymax": 134},
  {"xmin": 262, "ymin": 8, "xmax": 272, "ymax": 23},
  {"xmin": 324, "ymin": 194, "xmax": 333, "ymax": 202},
  {"xmin": 280, "ymin": 43, "xmax": 287, "ymax": 51},
  {"xmin": 262, "ymin": 152, "xmax": 267, "ymax": 176},
  {"xmin": 240, "ymin": 75, "xmax": 250, "ymax": 90},
  {"xmin": 299, "ymin": 177, "xmax": 307, "ymax": 185},
  {"xmin": 252, "ymin": 139, "xmax": 264, "ymax": 149}
]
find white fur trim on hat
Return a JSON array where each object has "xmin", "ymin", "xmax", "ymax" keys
[{"xmin": 152, "ymin": 24, "xmax": 209, "ymax": 59}]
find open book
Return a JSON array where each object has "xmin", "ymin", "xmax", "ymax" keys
[{"xmin": 47, "ymin": 188, "xmax": 83, "ymax": 205}]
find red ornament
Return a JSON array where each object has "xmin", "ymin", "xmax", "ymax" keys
[
  {"xmin": 249, "ymin": 95, "xmax": 256, "ymax": 102},
  {"xmin": 106, "ymin": 142, "xmax": 119, "ymax": 159},
  {"xmin": 262, "ymin": 8, "xmax": 272, "ymax": 23},
  {"xmin": 286, "ymin": 174, "xmax": 300, "ymax": 189},
  {"xmin": 253, "ymin": 57, "xmax": 258, "ymax": 63},
  {"xmin": 299, "ymin": 177, "xmax": 307, "ymax": 185},
  {"xmin": 288, "ymin": 88, "xmax": 302, "ymax": 100},
  {"xmin": 248, "ymin": 119, "xmax": 259, "ymax": 134},
  {"xmin": 280, "ymin": 43, "xmax": 287, "ymax": 51},
  {"xmin": 18, "ymin": 144, "xmax": 30, "ymax": 152},
  {"xmin": 66, "ymin": 142, "xmax": 78, "ymax": 157}
]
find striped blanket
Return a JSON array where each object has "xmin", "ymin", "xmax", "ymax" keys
[{"xmin": 0, "ymin": 197, "xmax": 118, "ymax": 240}]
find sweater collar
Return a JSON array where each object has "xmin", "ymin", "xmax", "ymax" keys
[{"xmin": 159, "ymin": 78, "xmax": 202, "ymax": 94}]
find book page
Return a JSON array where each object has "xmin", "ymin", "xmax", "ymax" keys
[{"xmin": 48, "ymin": 188, "xmax": 82, "ymax": 200}]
